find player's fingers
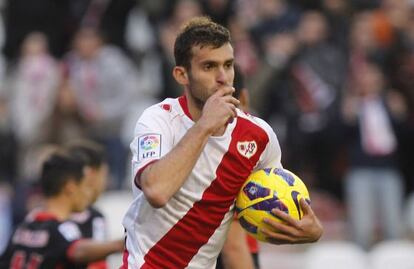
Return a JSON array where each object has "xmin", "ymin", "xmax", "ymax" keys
[
  {"xmin": 260, "ymin": 227, "xmax": 296, "ymax": 244},
  {"xmin": 299, "ymin": 198, "xmax": 313, "ymax": 216},
  {"xmin": 270, "ymin": 208, "xmax": 300, "ymax": 228},
  {"xmin": 263, "ymin": 217, "xmax": 300, "ymax": 236},
  {"xmin": 230, "ymin": 103, "xmax": 237, "ymax": 117},
  {"xmin": 214, "ymin": 86, "xmax": 235, "ymax": 97},
  {"xmin": 222, "ymin": 95, "xmax": 240, "ymax": 106}
]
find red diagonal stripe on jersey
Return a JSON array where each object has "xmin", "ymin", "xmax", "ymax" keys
[
  {"xmin": 120, "ymin": 247, "xmax": 130, "ymax": 269},
  {"xmin": 141, "ymin": 117, "xmax": 269, "ymax": 269}
]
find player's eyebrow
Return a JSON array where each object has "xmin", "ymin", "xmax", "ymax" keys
[
  {"xmin": 201, "ymin": 60, "xmax": 218, "ymax": 66},
  {"xmin": 224, "ymin": 58, "xmax": 234, "ymax": 65},
  {"xmin": 200, "ymin": 58, "xmax": 234, "ymax": 66}
]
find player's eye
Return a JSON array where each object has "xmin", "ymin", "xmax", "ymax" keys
[
  {"xmin": 204, "ymin": 64, "xmax": 213, "ymax": 71},
  {"xmin": 224, "ymin": 62, "xmax": 234, "ymax": 69}
]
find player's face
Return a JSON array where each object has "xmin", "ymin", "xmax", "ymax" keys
[
  {"xmin": 186, "ymin": 43, "xmax": 235, "ymax": 107},
  {"xmin": 89, "ymin": 164, "xmax": 109, "ymax": 202},
  {"xmin": 72, "ymin": 177, "xmax": 93, "ymax": 212}
]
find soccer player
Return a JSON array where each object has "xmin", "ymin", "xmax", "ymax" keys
[
  {"xmin": 67, "ymin": 140, "xmax": 114, "ymax": 269},
  {"xmin": 0, "ymin": 150, "xmax": 123, "ymax": 269},
  {"xmin": 122, "ymin": 17, "xmax": 323, "ymax": 269}
]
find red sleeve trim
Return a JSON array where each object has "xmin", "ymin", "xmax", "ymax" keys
[
  {"xmin": 66, "ymin": 239, "xmax": 85, "ymax": 261},
  {"xmin": 87, "ymin": 260, "xmax": 108, "ymax": 269},
  {"xmin": 134, "ymin": 160, "xmax": 159, "ymax": 189}
]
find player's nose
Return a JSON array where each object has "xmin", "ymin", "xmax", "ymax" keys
[{"xmin": 216, "ymin": 67, "xmax": 229, "ymax": 85}]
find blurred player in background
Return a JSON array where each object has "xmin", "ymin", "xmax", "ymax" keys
[
  {"xmin": 68, "ymin": 140, "xmax": 117, "ymax": 269},
  {"xmin": 0, "ymin": 150, "xmax": 123, "ymax": 268},
  {"xmin": 217, "ymin": 66, "xmax": 258, "ymax": 269},
  {"xmin": 122, "ymin": 16, "xmax": 322, "ymax": 269}
]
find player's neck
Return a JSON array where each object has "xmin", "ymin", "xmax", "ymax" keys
[
  {"xmin": 186, "ymin": 94, "xmax": 202, "ymax": 122},
  {"xmin": 44, "ymin": 196, "xmax": 73, "ymax": 221}
]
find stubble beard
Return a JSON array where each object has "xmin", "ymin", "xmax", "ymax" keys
[
  {"xmin": 187, "ymin": 73, "xmax": 208, "ymax": 110},
  {"xmin": 188, "ymin": 86, "xmax": 206, "ymax": 110}
]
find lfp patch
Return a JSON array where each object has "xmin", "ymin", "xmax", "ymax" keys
[{"xmin": 138, "ymin": 134, "xmax": 161, "ymax": 161}]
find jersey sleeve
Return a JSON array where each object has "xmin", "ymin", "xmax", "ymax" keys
[
  {"xmin": 255, "ymin": 118, "xmax": 283, "ymax": 170},
  {"xmin": 55, "ymin": 221, "xmax": 83, "ymax": 261},
  {"xmin": 91, "ymin": 209, "xmax": 107, "ymax": 241},
  {"xmin": 130, "ymin": 104, "xmax": 174, "ymax": 186}
]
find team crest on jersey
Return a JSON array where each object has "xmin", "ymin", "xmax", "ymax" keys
[
  {"xmin": 138, "ymin": 134, "xmax": 161, "ymax": 161},
  {"xmin": 237, "ymin": 141, "xmax": 257, "ymax": 159}
]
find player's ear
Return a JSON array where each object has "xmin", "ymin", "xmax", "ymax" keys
[
  {"xmin": 173, "ymin": 66, "xmax": 189, "ymax": 85},
  {"xmin": 64, "ymin": 179, "xmax": 78, "ymax": 196},
  {"xmin": 83, "ymin": 166, "xmax": 93, "ymax": 178}
]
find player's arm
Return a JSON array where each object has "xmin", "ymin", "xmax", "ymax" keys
[
  {"xmin": 140, "ymin": 87, "xmax": 239, "ymax": 208},
  {"xmin": 256, "ymin": 124, "xmax": 323, "ymax": 244},
  {"xmin": 68, "ymin": 239, "xmax": 124, "ymax": 263},
  {"xmin": 221, "ymin": 220, "xmax": 255, "ymax": 269},
  {"xmin": 261, "ymin": 198, "xmax": 323, "ymax": 244}
]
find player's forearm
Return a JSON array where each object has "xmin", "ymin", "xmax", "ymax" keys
[
  {"xmin": 222, "ymin": 250, "xmax": 255, "ymax": 269},
  {"xmin": 221, "ymin": 222, "xmax": 255, "ymax": 269},
  {"xmin": 70, "ymin": 239, "xmax": 124, "ymax": 263},
  {"xmin": 141, "ymin": 122, "xmax": 212, "ymax": 208}
]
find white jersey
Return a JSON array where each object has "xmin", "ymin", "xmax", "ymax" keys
[{"xmin": 122, "ymin": 96, "xmax": 282, "ymax": 269}]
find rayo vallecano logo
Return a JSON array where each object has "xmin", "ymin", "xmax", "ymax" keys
[{"xmin": 237, "ymin": 141, "xmax": 257, "ymax": 159}]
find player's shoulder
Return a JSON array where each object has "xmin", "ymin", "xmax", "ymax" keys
[
  {"xmin": 57, "ymin": 221, "xmax": 83, "ymax": 242},
  {"xmin": 139, "ymin": 97, "xmax": 182, "ymax": 121},
  {"xmin": 89, "ymin": 206, "xmax": 105, "ymax": 218},
  {"xmin": 236, "ymin": 109, "xmax": 273, "ymax": 133}
]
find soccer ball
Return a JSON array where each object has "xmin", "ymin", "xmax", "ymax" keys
[{"xmin": 235, "ymin": 167, "xmax": 310, "ymax": 242}]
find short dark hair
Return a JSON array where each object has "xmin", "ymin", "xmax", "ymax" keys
[
  {"xmin": 174, "ymin": 16, "xmax": 231, "ymax": 68},
  {"xmin": 41, "ymin": 151, "xmax": 84, "ymax": 197},
  {"xmin": 66, "ymin": 140, "xmax": 106, "ymax": 169}
]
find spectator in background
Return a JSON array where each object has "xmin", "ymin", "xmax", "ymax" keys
[
  {"xmin": 201, "ymin": 0, "xmax": 234, "ymax": 26},
  {"xmin": 6, "ymin": 32, "xmax": 60, "ymax": 190},
  {"xmin": 3, "ymin": 0, "xmax": 73, "ymax": 59},
  {"xmin": 387, "ymin": 12, "xmax": 414, "ymax": 193},
  {"xmin": 8, "ymin": 32, "xmax": 59, "ymax": 150},
  {"xmin": 40, "ymin": 75, "xmax": 88, "ymax": 146},
  {"xmin": 122, "ymin": 3, "xmax": 164, "ymax": 148},
  {"xmin": 227, "ymin": 13, "xmax": 260, "ymax": 78},
  {"xmin": 347, "ymin": 11, "xmax": 387, "ymax": 74},
  {"xmin": 65, "ymin": 26, "xmax": 138, "ymax": 189},
  {"xmin": 158, "ymin": 0, "xmax": 202, "ymax": 99},
  {"xmin": 273, "ymin": 11, "xmax": 346, "ymax": 194},
  {"xmin": 252, "ymin": 31, "xmax": 298, "ymax": 118},
  {"xmin": 340, "ymin": 60, "xmax": 408, "ymax": 249},
  {"xmin": 320, "ymin": 0, "xmax": 353, "ymax": 50},
  {"xmin": 250, "ymin": 0, "xmax": 301, "ymax": 54},
  {"xmin": 388, "ymin": 10, "xmax": 414, "ymax": 117},
  {"xmin": 0, "ymin": 0, "xmax": 5, "ymax": 88}
]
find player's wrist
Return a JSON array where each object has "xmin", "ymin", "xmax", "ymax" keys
[{"xmin": 194, "ymin": 118, "xmax": 215, "ymax": 136}]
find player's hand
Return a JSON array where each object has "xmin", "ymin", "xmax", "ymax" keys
[
  {"xmin": 198, "ymin": 86, "xmax": 240, "ymax": 134},
  {"xmin": 260, "ymin": 198, "xmax": 323, "ymax": 244}
]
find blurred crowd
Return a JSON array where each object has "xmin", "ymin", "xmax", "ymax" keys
[{"xmin": 0, "ymin": 0, "xmax": 414, "ymax": 254}]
